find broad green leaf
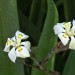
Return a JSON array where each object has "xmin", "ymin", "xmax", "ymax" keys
[
  {"xmin": 31, "ymin": 0, "xmax": 58, "ymax": 75},
  {"xmin": 36, "ymin": 0, "xmax": 47, "ymax": 30},
  {"xmin": 29, "ymin": 0, "xmax": 47, "ymax": 31},
  {"xmin": 63, "ymin": 0, "xmax": 75, "ymax": 21},
  {"xmin": 29, "ymin": 0, "xmax": 42, "ymax": 25},
  {"xmin": 62, "ymin": 51, "xmax": 75, "ymax": 75},
  {"xmin": 0, "ymin": 0, "xmax": 24, "ymax": 75}
]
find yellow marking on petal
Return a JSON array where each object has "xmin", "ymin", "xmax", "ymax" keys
[
  {"xmin": 64, "ymin": 22, "xmax": 72, "ymax": 36},
  {"xmin": 6, "ymin": 40, "xmax": 11, "ymax": 45},
  {"xmin": 18, "ymin": 34, "xmax": 23, "ymax": 39},
  {"xmin": 73, "ymin": 32, "xmax": 75, "ymax": 35},
  {"xmin": 64, "ymin": 22, "xmax": 71, "ymax": 30},
  {"xmin": 17, "ymin": 46, "xmax": 22, "ymax": 52},
  {"xmin": 63, "ymin": 33, "xmax": 68, "ymax": 38},
  {"xmin": 72, "ymin": 30, "xmax": 75, "ymax": 36},
  {"xmin": 64, "ymin": 23, "xmax": 69, "ymax": 27}
]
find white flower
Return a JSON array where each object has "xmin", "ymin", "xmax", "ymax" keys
[
  {"xmin": 54, "ymin": 20, "xmax": 75, "ymax": 50},
  {"xmin": 4, "ymin": 31, "xmax": 31, "ymax": 63}
]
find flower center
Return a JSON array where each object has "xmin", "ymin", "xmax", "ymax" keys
[{"xmin": 17, "ymin": 46, "xmax": 23, "ymax": 52}]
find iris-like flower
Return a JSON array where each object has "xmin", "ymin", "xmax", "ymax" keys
[
  {"xmin": 4, "ymin": 31, "xmax": 31, "ymax": 63},
  {"xmin": 54, "ymin": 20, "xmax": 75, "ymax": 50}
]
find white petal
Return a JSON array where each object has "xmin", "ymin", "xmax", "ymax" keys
[
  {"xmin": 58, "ymin": 33, "xmax": 69, "ymax": 45},
  {"xmin": 16, "ymin": 46, "xmax": 30, "ymax": 58},
  {"xmin": 72, "ymin": 20, "xmax": 75, "ymax": 25},
  {"xmin": 15, "ymin": 30, "xmax": 29, "ymax": 40},
  {"xmin": 4, "ymin": 38, "xmax": 12, "ymax": 52},
  {"xmin": 21, "ymin": 41, "xmax": 31, "ymax": 51},
  {"xmin": 69, "ymin": 36, "xmax": 75, "ymax": 50},
  {"xmin": 4, "ymin": 47, "xmax": 10, "ymax": 52},
  {"xmin": 53, "ymin": 23, "xmax": 65, "ymax": 34},
  {"xmin": 11, "ymin": 36, "xmax": 16, "ymax": 42},
  {"xmin": 8, "ymin": 47, "xmax": 16, "ymax": 63},
  {"xmin": 71, "ymin": 20, "xmax": 75, "ymax": 33}
]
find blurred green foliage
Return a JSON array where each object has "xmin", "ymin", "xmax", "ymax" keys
[
  {"xmin": 0, "ymin": 0, "xmax": 24, "ymax": 75},
  {"xmin": 31, "ymin": 0, "xmax": 58, "ymax": 75},
  {"xmin": 0, "ymin": 0, "xmax": 75, "ymax": 75}
]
